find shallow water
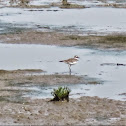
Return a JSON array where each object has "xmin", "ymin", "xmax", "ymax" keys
[
  {"xmin": 0, "ymin": 43, "xmax": 126, "ymax": 101},
  {"xmin": 0, "ymin": 5, "xmax": 126, "ymax": 100},
  {"xmin": 1, "ymin": 7, "xmax": 126, "ymax": 35}
]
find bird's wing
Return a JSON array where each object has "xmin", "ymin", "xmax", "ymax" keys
[{"xmin": 64, "ymin": 58, "xmax": 78, "ymax": 63}]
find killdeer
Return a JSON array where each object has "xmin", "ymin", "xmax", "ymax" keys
[{"xmin": 59, "ymin": 55, "xmax": 79, "ymax": 74}]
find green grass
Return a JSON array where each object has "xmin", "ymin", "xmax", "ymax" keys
[{"xmin": 51, "ymin": 86, "xmax": 71, "ymax": 102}]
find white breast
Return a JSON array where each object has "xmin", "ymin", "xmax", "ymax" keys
[{"xmin": 69, "ymin": 61, "xmax": 77, "ymax": 65}]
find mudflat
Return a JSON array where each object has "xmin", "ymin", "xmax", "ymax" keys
[
  {"xmin": 0, "ymin": 69, "xmax": 125, "ymax": 125},
  {"xmin": 1, "ymin": 31, "xmax": 126, "ymax": 50},
  {"xmin": 0, "ymin": 1, "xmax": 126, "ymax": 124},
  {"xmin": 0, "ymin": 96, "xmax": 126, "ymax": 125},
  {"xmin": 0, "ymin": 30, "xmax": 126, "ymax": 125}
]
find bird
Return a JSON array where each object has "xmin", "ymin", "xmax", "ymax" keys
[{"xmin": 59, "ymin": 55, "xmax": 79, "ymax": 74}]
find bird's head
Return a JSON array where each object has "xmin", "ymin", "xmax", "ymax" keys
[{"xmin": 74, "ymin": 55, "xmax": 79, "ymax": 59}]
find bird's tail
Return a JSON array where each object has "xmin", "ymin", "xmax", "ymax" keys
[{"xmin": 59, "ymin": 60, "xmax": 63, "ymax": 62}]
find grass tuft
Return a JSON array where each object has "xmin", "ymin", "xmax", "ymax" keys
[{"xmin": 51, "ymin": 86, "xmax": 71, "ymax": 102}]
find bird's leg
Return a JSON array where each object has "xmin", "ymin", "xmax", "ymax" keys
[{"xmin": 68, "ymin": 65, "xmax": 71, "ymax": 75}]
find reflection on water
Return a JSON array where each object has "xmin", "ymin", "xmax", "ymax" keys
[
  {"xmin": 0, "ymin": 5, "xmax": 126, "ymax": 100},
  {"xmin": 0, "ymin": 43, "xmax": 125, "ymax": 100},
  {"xmin": 1, "ymin": 8, "xmax": 126, "ymax": 35}
]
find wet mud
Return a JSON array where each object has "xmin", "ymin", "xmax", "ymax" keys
[
  {"xmin": 0, "ymin": 69, "xmax": 125, "ymax": 125},
  {"xmin": 0, "ymin": 96, "xmax": 125, "ymax": 125},
  {"xmin": 1, "ymin": 31, "xmax": 126, "ymax": 50},
  {"xmin": 0, "ymin": 0, "xmax": 126, "ymax": 125},
  {"xmin": 1, "ymin": 0, "xmax": 126, "ymax": 8},
  {"xmin": 101, "ymin": 63, "xmax": 126, "ymax": 66}
]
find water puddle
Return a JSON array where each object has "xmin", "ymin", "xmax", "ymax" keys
[
  {"xmin": 1, "ymin": 7, "xmax": 126, "ymax": 35},
  {"xmin": 0, "ymin": 43, "xmax": 126, "ymax": 101},
  {"xmin": 1, "ymin": 5, "xmax": 126, "ymax": 100}
]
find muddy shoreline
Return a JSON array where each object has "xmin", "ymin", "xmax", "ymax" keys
[
  {"xmin": 0, "ymin": 69, "xmax": 125, "ymax": 125},
  {"xmin": 0, "ymin": 96, "xmax": 125, "ymax": 125},
  {"xmin": 0, "ymin": 1, "xmax": 126, "ymax": 124},
  {"xmin": 1, "ymin": 0, "xmax": 126, "ymax": 9},
  {"xmin": 0, "ymin": 30, "xmax": 126, "ymax": 125},
  {"xmin": 0, "ymin": 69, "xmax": 100, "ymax": 96},
  {"xmin": 1, "ymin": 31, "xmax": 126, "ymax": 50}
]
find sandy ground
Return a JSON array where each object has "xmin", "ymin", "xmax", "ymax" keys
[
  {"xmin": 0, "ymin": 69, "xmax": 125, "ymax": 125},
  {"xmin": 0, "ymin": 96, "xmax": 126, "ymax": 125},
  {"xmin": 1, "ymin": 31, "xmax": 126, "ymax": 50},
  {"xmin": 0, "ymin": 20, "xmax": 126, "ymax": 124}
]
